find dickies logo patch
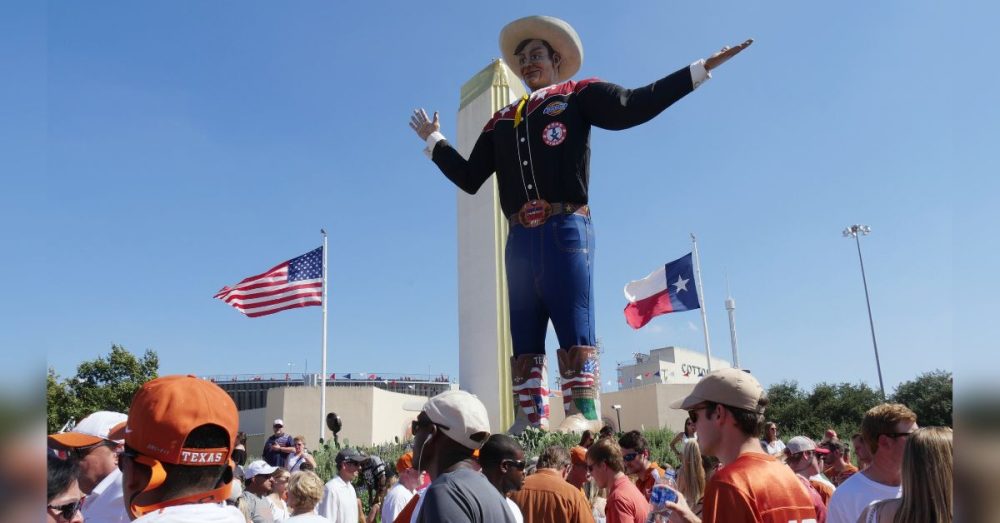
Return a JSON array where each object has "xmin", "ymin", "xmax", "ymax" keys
[
  {"xmin": 543, "ymin": 101, "xmax": 568, "ymax": 116},
  {"xmin": 542, "ymin": 122, "xmax": 567, "ymax": 146}
]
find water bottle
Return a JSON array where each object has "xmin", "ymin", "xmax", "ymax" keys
[{"xmin": 646, "ymin": 468, "xmax": 678, "ymax": 523}]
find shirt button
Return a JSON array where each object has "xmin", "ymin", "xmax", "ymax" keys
[
  {"xmin": 522, "ymin": 161, "xmax": 528, "ymax": 166},
  {"xmin": 520, "ymin": 137, "xmax": 525, "ymax": 143},
  {"xmin": 527, "ymin": 184, "xmax": 533, "ymax": 190}
]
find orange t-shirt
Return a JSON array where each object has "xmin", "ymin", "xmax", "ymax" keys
[
  {"xmin": 823, "ymin": 464, "xmax": 859, "ymax": 487},
  {"xmin": 702, "ymin": 453, "xmax": 817, "ymax": 523},
  {"xmin": 635, "ymin": 462, "xmax": 666, "ymax": 501}
]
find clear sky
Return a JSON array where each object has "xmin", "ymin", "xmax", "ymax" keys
[{"xmin": 6, "ymin": 1, "xmax": 991, "ymax": 398}]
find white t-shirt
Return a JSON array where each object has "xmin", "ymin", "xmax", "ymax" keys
[
  {"xmin": 505, "ymin": 497, "xmax": 525, "ymax": 523},
  {"xmin": 81, "ymin": 468, "xmax": 130, "ymax": 523},
  {"xmin": 134, "ymin": 503, "xmax": 247, "ymax": 522},
  {"xmin": 810, "ymin": 472, "xmax": 837, "ymax": 491},
  {"xmin": 826, "ymin": 471, "xmax": 901, "ymax": 523},
  {"xmin": 317, "ymin": 476, "xmax": 358, "ymax": 523},
  {"xmin": 381, "ymin": 482, "xmax": 415, "ymax": 523},
  {"xmin": 762, "ymin": 439, "xmax": 786, "ymax": 456}
]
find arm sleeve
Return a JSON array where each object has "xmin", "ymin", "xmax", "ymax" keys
[
  {"xmin": 317, "ymin": 485, "xmax": 337, "ymax": 521},
  {"xmin": 701, "ymin": 482, "xmax": 758, "ymax": 523},
  {"xmin": 576, "ymin": 65, "xmax": 697, "ymax": 131},
  {"xmin": 430, "ymin": 130, "xmax": 497, "ymax": 195}
]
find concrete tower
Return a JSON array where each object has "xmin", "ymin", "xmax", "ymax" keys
[{"xmin": 455, "ymin": 59, "xmax": 527, "ymax": 431}]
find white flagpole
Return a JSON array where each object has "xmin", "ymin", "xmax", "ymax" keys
[
  {"xmin": 690, "ymin": 233, "xmax": 713, "ymax": 372},
  {"xmin": 320, "ymin": 229, "xmax": 329, "ymax": 443}
]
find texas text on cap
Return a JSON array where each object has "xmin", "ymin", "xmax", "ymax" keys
[
  {"xmin": 670, "ymin": 368, "xmax": 765, "ymax": 412},
  {"xmin": 785, "ymin": 436, "xmax": 830, "ymax": 455},
  {"xmin": 422, "ymin": 390, "xmax": 491, "ymax": 450},
  {"xmin": 121, "ymin": 374, "xmax": 239, "ymax": 466},
  {"xmin": 49, "ymin": 411, "xmax": 128, "ymax": 448}
]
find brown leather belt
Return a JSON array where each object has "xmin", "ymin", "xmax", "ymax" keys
[{"xmin": 509, "ymin": 203, "xmax": 590, "ymax": 228}]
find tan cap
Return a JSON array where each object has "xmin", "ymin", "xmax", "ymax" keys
[
  {"xmin": 670, "ymin": 368, "xmax": 765, "ymax": 412},
  {"xmin": 422, "ymin": 390, "xmax": 491, "ymax": 450}
]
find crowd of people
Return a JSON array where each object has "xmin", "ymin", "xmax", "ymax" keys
[{"xmin": 47, "ymin": 368, "xmax": 952, "ymax": 523}]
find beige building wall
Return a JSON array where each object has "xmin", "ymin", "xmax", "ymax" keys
[
  {"xmin": 600, "ymin": 383, "xmax": 698, "ymax": 433},
  {"xmin": 240, "ymin": 385, "xmax": 454, "ymax": 450}
]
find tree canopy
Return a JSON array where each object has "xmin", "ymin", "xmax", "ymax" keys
[
  {"xmin": 891, "ymin": 370, "xmax": 952, "ymax": 427},
  {"xmin": 47, "ymin": 344, "xmax": 159, "ymax": 433}
]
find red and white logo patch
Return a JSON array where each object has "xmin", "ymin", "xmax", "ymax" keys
[{"xmin": 542, "ymin": 122, "xmax": 567, "ymax": 146}]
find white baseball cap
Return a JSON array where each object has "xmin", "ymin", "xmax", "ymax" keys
[
  {"xmin": 245, "ymin": 459, "xmax": 278, "ymax": 479},
  {"xmin": 48, "ymin": 411, "xmax": 128, "ymax": 448},
  {"xmin": 421, "ymin": 390, "xmax": 491, "ymax": 450},
  {"xmin": 273, "ymin": 419, "xmax": 284, "ymax": 426}
]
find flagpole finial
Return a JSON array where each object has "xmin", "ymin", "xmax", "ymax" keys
[
  {"xmin": 690, "ymin": 232, "xmax": 697, "ymax": 242},
  {"xmin": 320, "ymin": 228, "xmax": 327, "ymax": 235}
]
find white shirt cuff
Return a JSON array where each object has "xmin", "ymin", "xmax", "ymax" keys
[
  {"xmin": 423, "ymin": 131, "xmax": 446, "ymax": 159},
  {"xmin": 689, "ymin": 59, "xmax": 711, "ymax": 89}
]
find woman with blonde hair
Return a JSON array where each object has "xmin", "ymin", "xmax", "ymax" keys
[
  {"xmin": 676, "ymin": 440, "xmax": 706, "ymax": 515},
  {"xmin": 268, "ymin": 467, "xmax": 292, "ymax": 521},
  {"xmin": 286, "ymin": 471, "xmax": 330, "ymax": 522},
  {"xmin": 857, "ymin": 426, "xmax": 952, "ymax": 523}
]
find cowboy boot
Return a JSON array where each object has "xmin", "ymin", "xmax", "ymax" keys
[
  {"xmin": 556, "ymin": 345, "xmax": 603, "ymax": 433},
  {"xmin": 507, "ymin": 354, "xmax": 551, "ymax": 435}
]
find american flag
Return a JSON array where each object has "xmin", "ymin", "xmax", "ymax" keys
[
  {"xmin": 513, "ymin": 360, "xmax": 550, "ymax": 424},
  {"xmin": 214, "ymin": 247, "xmax": 323, "ymax": 318}
]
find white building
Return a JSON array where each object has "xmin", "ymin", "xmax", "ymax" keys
[{"xmin": 616, "ymin": 346, "xmax": 732, "ymax": 390}]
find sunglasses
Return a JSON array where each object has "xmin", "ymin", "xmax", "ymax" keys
[
  {"xmin": 688, "ymin": 405, "xmax": 712, "ymax": 424},
  {"xmin": 411, "ymin": 417, "xmax": 450, "ymax": 435},
  {"xmin": 502, "ymin": 459, "xmax": 527, "ymax": 471},
  {"xmin": 623, "ymin": 452, "xmax": 639, "ymax": 462},
  {"xmin": 883, "ymin": 431, "xmax": 915, "ymax": 439},
  {"xmin": 47, "ymin": 497, "xmax": 85, "ymax": 520},
  {"xmin": 70, "ymin": 441, "xmax": 112, "ymax": 460}
]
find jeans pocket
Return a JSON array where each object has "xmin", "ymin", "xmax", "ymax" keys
[{"xmin": 552, "ymin": 215, "xmax": 589, "ymax": 253}]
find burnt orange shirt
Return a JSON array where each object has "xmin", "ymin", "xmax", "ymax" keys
[
  {"xmin": 509, "ymin": 469, "xmax": 594, "ymax": 523},
  {"xmin": 635, "ymin": 461, "xmax": 666, "ymax": 501},
  {"xmin": 702, "ymin": 453, "xmax": 817, "ymax": 523},
  {"xmin": 823, "ymin": 464, "xmax": 858, "ymax": 487}
]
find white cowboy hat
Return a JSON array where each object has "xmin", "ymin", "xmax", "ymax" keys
[{"xmin": 499, "ymin": 15, "xmax": 583, "ymax": 82}]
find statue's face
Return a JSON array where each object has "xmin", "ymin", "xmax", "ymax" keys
[{"xmin": 516, "ymin": 39, "xmax": 561, "ymax": 91}]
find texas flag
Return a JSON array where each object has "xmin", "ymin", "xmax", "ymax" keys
[{"xmin": 624, "ymin": 253, "xmax": 701, "ymax": 329}]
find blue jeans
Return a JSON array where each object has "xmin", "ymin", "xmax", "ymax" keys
[{"xmin": 506, "ymin": 213, "xmax": 596, "ymax": 357}]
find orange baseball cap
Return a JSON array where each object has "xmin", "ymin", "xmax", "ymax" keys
[
  {"xmin": 49, "ymin": 411, "xmax": 128, "ymax": 449},
  {"xmin": 119, "ymin": 375, "xmax": 238, "ymax": 466},
  {"xmin": 570, "ymin": 446, "xmax": 587, "ymax": 465},
  {"xmin": 396, "ymin": 451, "xmax": 414, "ymax": 472}
]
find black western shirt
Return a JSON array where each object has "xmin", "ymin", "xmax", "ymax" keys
[{"xmin": 427, "ymin": 63, "xmax": 707, "ymax": 218}]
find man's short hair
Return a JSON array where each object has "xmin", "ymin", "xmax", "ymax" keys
[
  {"xmin": 47, "ymin": 454, "xmax": 79, "ymax": 503},
  {"xmin": 599, "ymin": 425, "xmax": 615, "ymax": 438},
  {"xmin": 822, "ymin": 440, "xmax": 846, "ymax": 455},
  {"xmin": 536, "ymin": 445, "xmax": 570, "ymax": 470},
  {"xmin": 287, "ymin": 471, "xmax": 324, "ymax": 512},
  {"xmin": 158, "ymin": 425, "xmax": 232, "ymax": 498},
  {"xmin": 479, "ymin": 434, "xmax": 521, "ymax": 469},
  {"xmin": 861, "ymin": 403, "xmax": 918, "ymax": 454},
  {"xmin": 617, "ymin": 430, "xmax": 648, "ymax": 454},
  {"xmin": 705, "ymin": 398, "xmax": 769, "ymax": 438},
  {"xmin": 586, "ymin": 438, "xmax": 624, "ymax": 473}
]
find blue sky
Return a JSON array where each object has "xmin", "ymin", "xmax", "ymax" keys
[{"xmin": 6, "ymin": 1, "xmax": 991, "ymax": 398}]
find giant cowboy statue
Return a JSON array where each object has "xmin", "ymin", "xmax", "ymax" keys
[{"xmin": 410, "ymin": 15, "xmax": 751, "ymax": 434}]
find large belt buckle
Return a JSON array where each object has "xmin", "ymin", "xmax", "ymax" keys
[{"xmin": 518, "ymin": 199, "xmax": 552, "ymax": 228}]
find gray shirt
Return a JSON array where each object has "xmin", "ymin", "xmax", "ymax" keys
[
  {"xmin": 242, "ymin": 491, "xmax": 275, "ymax": 523},
  {"xmin": 416, "ymin": 467, "xmax": 516, "ymax": 523}
]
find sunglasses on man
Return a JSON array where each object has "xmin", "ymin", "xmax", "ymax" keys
[
  {"xmin": 502, "ymin": 459, "xmax": 527, "ymax": 470},
  {"xmin": 411, "ymin": 417, "xmax": 450, "ymax": 435},
  {"xmin": 622, "ymin": 452, "xmax": 639, "ymax": 462},
  {"xmin": 47, "ymin": 497, "xmax": 85, "ymax": 520}
]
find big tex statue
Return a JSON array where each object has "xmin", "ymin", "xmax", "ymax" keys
[{"xmin": 411, "ymin": 15, "xmax": 751, "ymax": 434}]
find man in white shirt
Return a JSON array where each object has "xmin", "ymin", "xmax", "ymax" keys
[
  {"xmin": 382, "ymin": 451, "xmax": 422, "ymax": 523},
  {"xmin": 49, "ymin": 410, "xmax": 130, "ymax": 523},
  {"xmin": 318, "ymin": 447, "xmax": 366, "ymax": 522},
  {"xmin": 117, "ymin": 375, "xmax": 246, "ymax": 522},
  {"xmin": 827, "ymin": 403, "xmax": 918, "ymax": 523}
]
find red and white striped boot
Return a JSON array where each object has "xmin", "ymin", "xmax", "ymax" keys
[
  {"xmin": 557, "ymin": 345, "xmax": 603, "ymax": 434},
  {"xmin": 507, "ymin": 354, "xmax": 550, "ymax": 435}
]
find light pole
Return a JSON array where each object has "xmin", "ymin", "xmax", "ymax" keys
[
  {"xmin": 842, "ymin": 224, "xmax": 886, "ymax": 398},
  {"xmin": 612, "ymin": 404, "xmax": 622, "ymax": 433}
]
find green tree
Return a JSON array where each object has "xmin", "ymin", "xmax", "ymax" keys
[
  {"xmin": 46, "ymin": 344, "xmax": 159, "ymax": 433},
  {"xmin": 892, "ymin": 370, "xmax": 952, "ymax": 427},
  {"xmin": 765, "ymin": 380, "xmax": 881, "ymax": 441}
]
